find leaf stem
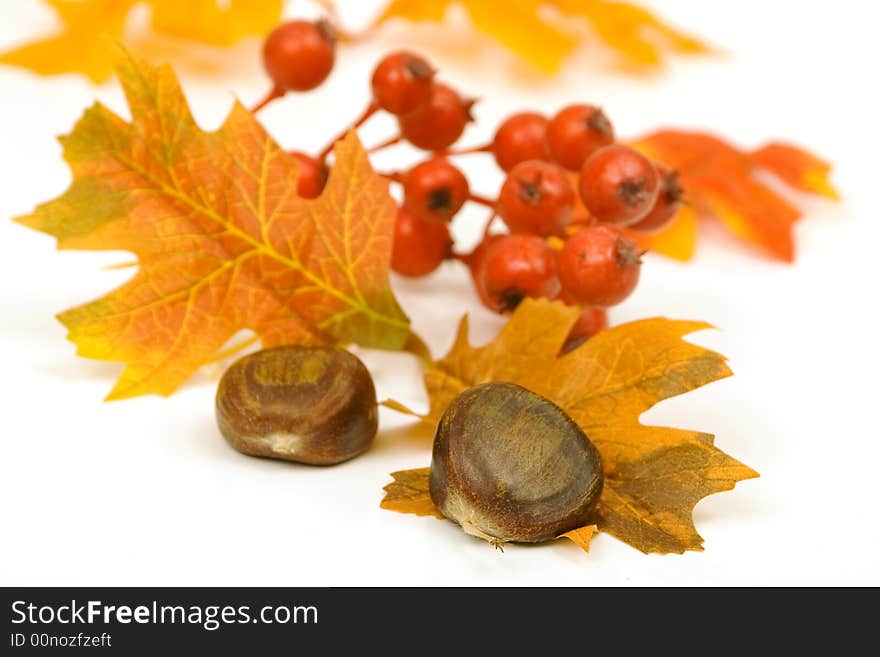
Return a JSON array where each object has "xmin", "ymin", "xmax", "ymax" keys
[{"xmin": 403, "ymin": 331, "xmax": 433, "ymax": 364}]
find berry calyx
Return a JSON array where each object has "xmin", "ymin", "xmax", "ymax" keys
[
  {"xmin": 561, "ymin": 306, "xmax": 608, "ymax": 354},
  {"xmin": 291, "ymin": 151, "xmax": 328, "ymax": 199},
  {"xmin": 491, "ymin": 112, "xmax": 551, "ymax": 171},
  {"xmin": 497, "ymin": 160, "xmax": 574, "ymax": 237},
  {"xmin": 371, "ymin": 51, "xmax": 436, "ymax": 115},
  {"xmin": 547, "ymin": 104, "xmax": 614, "ymax": 171},
  {"xmin": 403, "ymin": 157, "xmax": 470, "ymax": 223},
  {"xmin": 262, "ymin": 20, "xmax": 336, "ymax": 93},
  {"xmin": 398, "ymin": 83, "xmax": 475, "ymax": 151},
  {"xmin": 391, "ymin": 206, "xmax": 453, "ymax": 277},
  {"xmin": 629, "ymin": 166, "xmax": 684, "ymax": 233},
  {"xmin": 578, "ymin": 145, "xmax": 660, "ymax": 226},
  {"xmin": 557, "ymin": 225, "xmax": 642, "ymax": 307},
  {"xmin": 476, "ymin": 234, "xmax": 560, "ymax": 313}
]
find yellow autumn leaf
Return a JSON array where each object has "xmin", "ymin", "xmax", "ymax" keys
[
  {"xmin": 0, "ymin": 0, "xmax": 136, "ymax": 83},
  {"xmin": 381, "ymin": 468, "xmax": 446, "ymax": 519},
  {"xmin": 380, "ymin": 299, "xmax": 757, "ymax": 554},
  {"xmin": 149, "ymin": 0, "xmax": 283, "ymax": 46},
  {"xmin": 376, "ymin": 0, "xmax": 709, "ymax": 73},
  {"xmin": 0, "ymin": 0, "xmax": 282, "ymax": 82},
  {"xmin": 14, "ymin": 52, "xmax": 411, "ymax": 399}
]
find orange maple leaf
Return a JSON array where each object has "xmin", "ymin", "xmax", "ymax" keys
[
  {"xmin": 375, "ymin": 0, "xmax": 709, "ymax": 73},
  {"xmin": 630, "ymin": 130, "xmax": 839, "ymax": 262},
  {"xmin": 0, "ymin": 0, "xmax": 282, "ymax": 83},
  {"xmin": 15, "ymin": 52, "xmax": 411, "ymax": 400},
  {"xmin": 380, "ymin": 298, "xmax": 757, "ymax": 555}
]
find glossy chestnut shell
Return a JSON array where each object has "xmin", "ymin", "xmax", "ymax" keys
[
  {"xmin": 429, "ymin": 382, "xmax": 603, "ymax": 544},
  {"xmin": 216, "ymin": 345, "xmax": 377, "ymax": 466}
]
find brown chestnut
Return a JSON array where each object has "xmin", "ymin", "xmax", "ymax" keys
[
  {"xmin": 429, "ymin": 382, "xmax": 603, "ymax": 545},
  {"xmin": 215, "ymin": 345, "xmax": 377, "ymax": 465}
]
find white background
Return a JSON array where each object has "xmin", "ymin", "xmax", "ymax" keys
[{"xmin": 1, "ymin": 1, "xmax": 878, "ymax": 586}]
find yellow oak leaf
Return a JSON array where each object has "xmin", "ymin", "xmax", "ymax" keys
[
  {"xmin": 630, "ymin": 131, "xmax": 839, "ymax": 262},
  {"xmin": 381, "ymin": 468, "xmax": 445, "ymax": 519},
  {"xmin": 375, "ymin": 0, "xmax": 708, "ymax": 73},
  {"xmin": 15, "ymin": 52, "xmax": 410, "ymax": 400},
  {"xmin": 0, "ymin": 0, "xmax": 282, "ymax": 82},
  {"xmin": 380, "ymin": 298, "xmax": 757, "ymax": 554}
]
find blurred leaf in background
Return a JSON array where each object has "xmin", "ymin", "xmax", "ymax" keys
[
  {"xmin": 631, "ymin": 132, "xmax": 839, "ymax": 262},
  {"xmin": 1, "ymin": 0, "xmax": 709, "ymax": 82},
  {"xmin": 0, "ymin": 0, "xmax": 283, "ymax": 83},
  {"xmin": 374, "ymin": 0, "xmax": 710, "ymax": 73}
]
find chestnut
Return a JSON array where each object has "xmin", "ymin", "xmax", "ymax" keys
[
  {"xmin": 215, "ymin": 345, "xmax": 377, "ymax": 466},
  {"xmin": 429, "ymin": 382, "xmax": 603, "ymax": 545}
]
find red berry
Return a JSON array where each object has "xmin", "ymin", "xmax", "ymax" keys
[
  {"xmin": 629, "ymin": 167, "xmax": 683, "ymax": 233},
  {"xmin": 497, "ymin": 160, "xmax": 574, "ymax": 237},
  {"xmin": 476, "ymin": 234, "xmax": 560, "ymax": 313},
  {"xmin": 463, "ymin": 233, "xmax": 505, "ymax": 301},
  {"xmin": 398, "ymin": 83, "xmax": 474, "ymax": 151},
  {"xmin": 391, "ymin": 207, "xmax": 452, "ymax": 277},
  {"xmin": 403, "ymin": 157, "xmax": 470, "ymax": 223},
  {"xmin": 578, "ymin": 145, "xmax": 660, "ymax": 226},
  {"xmin": 290, "ymin": 151, "xmax": 328, "ymax": 199},
  {"xmin": 557, "ymin": 225, "xmax": 641, "ymax": 307},
  {"xmin": 561, "ymin": 307, "xmax": 608, "ymax": 354},
  {"xmin": 262, "ymin": 20, "xmax": 336, "ymax": 92},
  {"xmin": 371, "ymin": 51, "xmax": 435, "ymax": 115},
  {"xmin": 547, "ymin": 105, "xmax": 614, "ymax": 171},
  {"xmin": 491, "ymin": 112, "xmax": 551, "ymax": 171}
]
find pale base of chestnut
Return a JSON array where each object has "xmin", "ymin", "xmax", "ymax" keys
[
  {"xmin": 247, "ymin": 431, "xmax": 309, "ymax": 458},
  {"xmin": 441, "ymin": 490, "xmax": 507, "ymax": 549},
  {"xmin": 222, "ymin": 428, "xmax": 367, "ymax": 466},
  {"xmin": 459, "ymin": 519, "xmax": 506, "ymax": 550}
]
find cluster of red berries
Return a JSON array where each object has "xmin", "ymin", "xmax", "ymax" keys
[{"xmin": 256, "ymin": 20, "xmax": 683, "ymax": 350}]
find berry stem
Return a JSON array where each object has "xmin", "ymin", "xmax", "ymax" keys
[
  {"xmin": 468, "ymin": 193, "xmax": 497, "ymax": 209},
  {"xmin": 379, "ymin": 171, "xmax": 406, "ymax": 184},
  {"xmin": 443, "ymin": 143, "xmax": 493, "ymax": 157},
  {"xmin": 367, "ymin": 134, "xmax": 403, "ymax": 154},
  {"xmin": 249, "ymin": 86, "xmax": 285, "ymax": 114},
  {"xmin": 316, "ymin": 102, "xmax": 380, "ymax": 163},
  {"xmin": 482, "ymin": 212, "xmax": 498, "ymax": 240}
]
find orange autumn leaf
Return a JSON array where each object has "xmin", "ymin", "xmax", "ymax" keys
[
  {"xmin": 375, "ymin": 0, "xmax": 709, "ymax": 73},
  {"xmin": 381, "ymin": 468, "xmax": 445, "ymax": 519},
  {"xmin": 0, "ymin": 0, "xmax": 282, "ymax": 83},
  {"xmin": 559, "ymin": 525, "xmax": 598, "ymax": 553},
  {"xmin": 15, "ymin": 52, "xmax": 410, "ymax": 400},
  {"xmin": 747, "ymin": 142, "xmax": 840, "ymax": 200},
  {"xmin": 630, "ymin": 130, "xmax": 838, "ymax": 262},
  {"xmin": 380, "ymin": 298, "xmax": 757, "ymax": 554}
]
